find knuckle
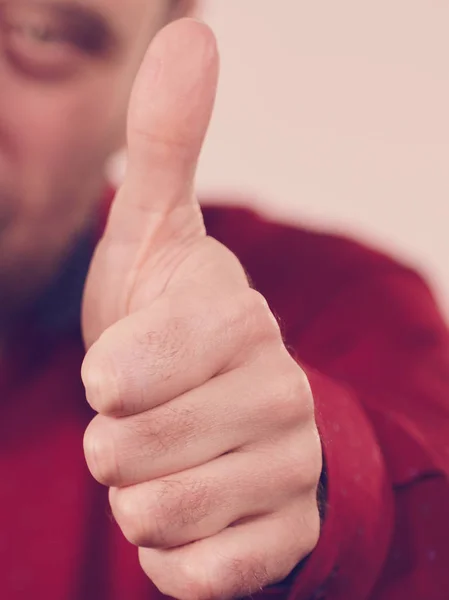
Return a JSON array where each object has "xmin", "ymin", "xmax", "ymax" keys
[
  {"xmin": 128, "ymin": 411, "xmax": 173, "ymax": 458},
  {"xmin": 81, "ymin": 347, "xmax": 124, "ymax": 416},
  {"xmin": 175, "ymin": 548, "xmax": 273, "ymax": 600},
  {"xmin": 136, "ymin": 320, "xmax": 184, "ymax": 381},
  {"xmin": 83, "ymin": 418, "xmax": 120, "ymax": 487},
  {"xmin": 261, "ymin": 362, "xmax": 312, "ymax": 428},
  {"xmin": 295, "ymin": 424, "xmax": 323, "ymax": 491},
  {"xmin": 246, "ymin": 289, "xmax": 281, "ymax": 340},
  {"xmin": 290, "ymin": 431, "xmax": 323, "ymax": 492},
  {"xmin": 282, "ymin": 502, "xmax": 321, "ymax": 567},
  {"xmin": 138, "ymin": 549, "xmax": 217, "ymax": 600},
  {"xmin": 110, "ymin": 476, "xmax": 213, "ymax": 549},
  {"xmin": 110, "ymin": 487, "xmax": 152, "ymax": 547},
  {"xmin": 303, "ymin": 504, "xmax": 321, "ymax": 554},
  {"xmin": 176, "ymin": 560, "xmax": 217, "ymax": 600},
  {"xmin": 309, "ymin": 428, "xmax": 324, "ymax": 483},
  {"xmin": 135, "ymin": 404, "xmax": 196, "ymax": 459},
  {"xmin": 154, "ymin": 476, "xmax": 213, "ymax": 532},
  {"xmin": 220, "ymin": 556, "xmax": 271, "ymax": 598},
  {"xmin": 269, "ymin": 428, "xmax": 322, "ymax": 501},
  {"xmin": 276, "ymin": 364, "xmax": 315, "ymax": 426},
  {"xmin": 213, "ymin": 553, "xmax": 272, "ymax": 600},
  {"xmin": 226, "ymin": 289, "xmax": 281, "ymax": 357}
]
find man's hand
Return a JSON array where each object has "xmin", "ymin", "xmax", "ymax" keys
[{"xmin": 82, "ymin": 18, "xmax": 322, "ymax": 600}]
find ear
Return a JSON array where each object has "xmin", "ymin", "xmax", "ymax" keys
[{"xmin": 168, "ymin": 0, "xmax": 199, "ymax": 20}]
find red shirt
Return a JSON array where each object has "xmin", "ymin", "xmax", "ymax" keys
[{"xmin": 1, "ymin": 204, "xmax": 448, "ymax": 599}]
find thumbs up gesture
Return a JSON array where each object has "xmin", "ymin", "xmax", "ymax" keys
[{"xmin": 82, "ymin": 19, "xmax": 322, "ymax": 600}]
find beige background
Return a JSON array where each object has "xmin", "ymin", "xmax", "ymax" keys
[
  {"xmin": 198, "ymin": 0, "xmax": 449, "ymax": 317},
  {"xmin": 112, "ymin": 1, "xmax": 449, "ymax": 316}
]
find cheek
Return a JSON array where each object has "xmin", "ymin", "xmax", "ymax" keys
[
  {"xmin": 21, "ymin": 79, "xmax": 126, "ymax": 187},
  {"xmin": 0, "ymin": 75, "xmax": 129, "ymax": 278}
]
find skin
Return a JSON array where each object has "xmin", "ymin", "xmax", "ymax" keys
[
  {"xmin": 1, "ymin": 2, "xmax": 322, "ymax": 598},
  {"xmin": 0, "ymin": 0, "xmax": 188, "ymax": 329}
]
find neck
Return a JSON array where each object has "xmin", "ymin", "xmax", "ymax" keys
[{"xmin": 0, "ymin": 179, "xmax": 109, "ymax": 346}]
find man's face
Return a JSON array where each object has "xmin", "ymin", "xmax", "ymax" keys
[{"xmin": 0, "ymin": 0, "xmax": 175, "ymax": 321}]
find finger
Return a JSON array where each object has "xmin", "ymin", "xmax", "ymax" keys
[
  {"xmin": 138, "ymin": 508, "xmax": 320, "ymax": 600},
  {"xmin": 108, "ymin": 448, "xmax": 302, "ymax": 550},
  {"xmin": 82, "ymin": 287, "xmax": 281, "ymax": 417},
  {"xmin": 106, "ymin": 18, "xmax": 219, "ymax": 243},
  {"xmin": 83, "ymin": 361, "xmax": 313, "ymax": 488}
]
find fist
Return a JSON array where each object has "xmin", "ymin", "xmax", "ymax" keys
[{"xmin": 82, "ymin": 18, "xmax": 322, "ymax": 600}]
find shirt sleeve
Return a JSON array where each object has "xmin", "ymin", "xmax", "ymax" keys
[{"xmin": 258, "ymin": 269, "xmax": 449, "ymax": 600}]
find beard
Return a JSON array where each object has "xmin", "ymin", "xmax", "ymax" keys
[
  {"xmin": 0, "ymin": 176, "xmax": 100, "ymax": 336},
  {"xmin": 0, "ymin": 187, "xmax": 44, "ymax": 330}
]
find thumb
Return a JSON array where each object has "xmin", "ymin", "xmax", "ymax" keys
[
  {"xmin": 105, "ymin": 17, "xmax": 219, "ymax": 244},
  {"xmin": 82, "ymin": 19, "xmax": 219, "ymax": 346}
]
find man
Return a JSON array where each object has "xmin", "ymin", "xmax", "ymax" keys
[{"xmin": 0, "ymin": 2, "xmax": 447, "ymax": 599}]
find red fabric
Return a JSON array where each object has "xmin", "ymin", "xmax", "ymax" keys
[{"xmin": 1, "ymin": 203, "xmax": 448, "ymax": 599}]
